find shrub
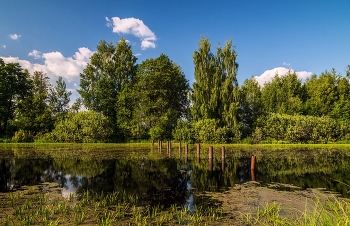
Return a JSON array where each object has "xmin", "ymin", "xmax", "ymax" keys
[
  {"xmin": 11, "ymin": 129, "xmax": 34, "ymax": 143},
  {"xmin": 49, "ymin": 111, "xmax": 113, "ymax": 143},
  {"xmin": 172, "ymin": 119, "xmax": 193, "ymax": 143},
  {"xmin": 193, "ymin": 119, "xmax": 228, "ymax": 144}
]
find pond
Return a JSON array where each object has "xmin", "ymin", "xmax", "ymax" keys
[{"xmin": 1, "ymin": 144, "xmax": 350, "ymax": 224}]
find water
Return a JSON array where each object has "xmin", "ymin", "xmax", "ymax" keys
[{"xmin": 1, "ymin": 145, "xmax": 350, "ymax": 209}]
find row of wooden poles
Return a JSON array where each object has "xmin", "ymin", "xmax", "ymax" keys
[{"xmin": 152, "ymin": 140, "xmax": 257, "ymax": 179}]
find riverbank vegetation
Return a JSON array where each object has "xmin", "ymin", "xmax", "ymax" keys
[{"xmin": 1, "ymin": 37, "xmax": 350, "ymax": 144}]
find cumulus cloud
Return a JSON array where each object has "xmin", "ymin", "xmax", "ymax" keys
[
  {"xmin": 134, "ymin": 53, "xmax": 141, "ymax": 56},
  {"xmin": 2, "ymin": 45, "xmax": 6, "ymax": 49},
  {"xmin": 254, "ymin": 67, "xmax": 312, "ymax": 86},
  {"xmin": 28, "ymin": 50, "xmax": 42, "ymax": 59},
  {"xmin": 106, "ymin": 17, "xmax": 157, "ymax": 50},
  {"xmin": 9, "ymin": 34, "xmax": 21, "ymax": 40},
  {"xmin": 283, "ymin": 62, "xmax": 290, "ymax": 66},
  {"xmin": 1, "ymin": 47, "xmax": 93, "ymax": 82}
]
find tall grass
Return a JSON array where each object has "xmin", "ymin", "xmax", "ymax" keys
[{"xmin": 242, "ymin": 196, "xmax": 350, "ymax": 225}]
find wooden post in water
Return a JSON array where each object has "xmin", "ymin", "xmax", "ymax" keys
[
  {"xmin": 251, "ymin": 155, "xmax": 256, "ymax": 181},
  {"xmin": 197, "ymin": 143, "xmax": 200, "ymax": 163},
  {"xmin": 179, "ymin": 141, "xmax": 181, "ymax": 158},
  {"xmin": 251, "ymin": 155, "xmax": 256, "ymax": 170},
  {"xmin": 209, "ymin": 146, "xmax": 213, "ymax": 171},
  {"xmin": 222, "ymin": 146, "xmax": 225, "ymax": 171},
  {"xmin": 185, "ymin": 144, "xmax": 188, "ymax": 163}
]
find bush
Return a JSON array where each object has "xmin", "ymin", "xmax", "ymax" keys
[
  {"xmin": 257, "ymin": 113, "xmax": 343, "ymax": 143},
  {"xmin": 172, "ymin": 119, "xmax": 193, "ymax": 143},
  {"xmin": 49, "ymin": 111, "xmax": 113, "ymax": 143},
  {"xmin": 11, "ymin": 129, "xmax": 34, "ymax": 143},
  {"xmin": 193, "ymin": 119, "xmax": 228, "ymax": 144}
]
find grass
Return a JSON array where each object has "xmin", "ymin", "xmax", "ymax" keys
[
  {"xmin": 0, "ymin": 189, "xmax": 224, "ymax": 225},
  {"xmin": 241, "ymin": 196, "xmax": 350, "ymax": 225}
]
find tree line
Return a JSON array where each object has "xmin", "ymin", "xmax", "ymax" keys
[{"xmin": 1, "ymin": 37, "xmax": 350, "ymax": 143}]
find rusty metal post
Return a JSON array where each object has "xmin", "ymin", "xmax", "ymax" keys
[
  {"xmin": 222, "ymin": 146, "xmax": 225, "ymax": 159},
  {"xmin": 185, "ymin": 144, "xmax": 188, "ymax": 163},
  {"xmin": 169, "ymin": 141, "xmax": 171, "ymax": 150},
  {"xmin": 251, "ymin": 155, "xmax": 255, "ymax": 170},
  {"xmin": 222, "ymin": 158, "xmax": 225, "ymax": 171}
]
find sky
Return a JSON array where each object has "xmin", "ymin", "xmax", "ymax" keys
[{"xmin": 1, "ymin": 0, "xmax": 350, "ymax": 104}]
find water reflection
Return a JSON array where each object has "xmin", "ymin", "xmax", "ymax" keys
[{"xmin": 1, "ymin": 146, "xmax": 350, "ymax": 208}]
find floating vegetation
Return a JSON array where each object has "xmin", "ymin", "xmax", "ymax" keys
[{"xmin": 0, "ymin": 189, "xmax": 224, "ymax": 225}]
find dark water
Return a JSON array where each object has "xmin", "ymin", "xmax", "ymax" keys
[{"xmin": 1, "ymin": 145, "xmax": 350, "ymax": 208}]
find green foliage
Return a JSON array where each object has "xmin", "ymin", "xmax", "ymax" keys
[
  {"xmin": 261, "ymin": 70, "xmax": 304, "ymax": 115},
  {"xmin": 239, "ymin": 77, "xmax": 263, "ymax": 136},
  {"xmin": 11, "ymin": 129, "xmax": 34, "ymax": 143},
  {"xmin": 0, "ymin": 59, "xmax": 32, "ymax": 135},
  {"xmin": 193, "ymin": 119, "xmax": 227, "ymax": 144},
  {"xmin": 78, "ymin": 39, "xmax": 137, "ymax": 133},
  {"xmin": 49, "ymin": 76, "xmax": 71, "ymax": 115},
  {"xmin": 130, "ymin": 54, "xmax": 190, "ymax": 140},
  {"xmin": 303, "ymin": 69, "xmax": 343, "ymax": 117},
  {"xmin": 49, "ymin": 111, "xmax": 113, "ymax": 143},
  {"xmin": 252, "ymin": 127, "xmax": 263, "ymax": 144},
  {"xmin": 191, "ymin": 37, "xmax": 239, "ymax": 126},
  {"xmin": 15, "ymin": 71, "xmax": 54, "ymax": 134},
  {"xmin": 257, "ymin": 113, "xmax": 344, "ymax": 143},
  {"xmin": 172, "ymin": 119, "xmax": 193, "ymax": 143}
]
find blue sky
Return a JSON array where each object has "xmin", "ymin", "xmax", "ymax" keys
[{"xmin": 1, "ymin": 0, "xmax": 350, "ymax": 103}]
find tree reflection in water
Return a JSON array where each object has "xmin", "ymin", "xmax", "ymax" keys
[{"xmin": 1, "ymin": 146, "xmax": 350, "ymax": 208}]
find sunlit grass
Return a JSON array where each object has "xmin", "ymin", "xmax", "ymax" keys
[
  {"xmin": 0, "ymin": 189, "xmax": 224, "ymax": 225},
  {"xmin": 241, "ymin": 196, "xmax": 350, "ymax": 225}
]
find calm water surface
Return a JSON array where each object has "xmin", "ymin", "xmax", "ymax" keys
[{"xmin": 1, "ymin": 145, "xmax": 350, "ymax": 208}]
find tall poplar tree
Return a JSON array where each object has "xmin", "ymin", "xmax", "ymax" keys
[{"xmin": 191, "ymin": 37, "xmax": 239, "ymax": 126}]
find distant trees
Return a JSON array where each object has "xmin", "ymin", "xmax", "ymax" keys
[{"xmin": 2, "ymin": 37, "xmax": 350, "ymax": 144}]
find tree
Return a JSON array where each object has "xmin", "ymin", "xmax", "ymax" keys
[
  {"xmin": 131, "ymin": 54, "xmax": 190, "ymax": 140},
  {"xmin": 261, "ymin": 71, "xmax": 304, "ymax": 115},
  {"xmin": 0, "ymin": 59, "xmax": 32, "ymax": 135},
  {"xmin": 191, "ymin": 37, "xmax": 239, "ymax": 126},
  {"xmin": 49, "ymin": 76, "xmax": 72, "ymax": 115},
  {"xmin": 240, "ymin": 77, "xmax": 263, "ymax": 135},
  {"xmin": 78, "ymin": 39, "xmax": 137, "ymax": 132},
  {"xmin": 303, "ymin": 69, "xmax": 339, "ymax": 117},
  {"xmin": 16, "ymin": 71, "xmax": 53, "ymax": 133}
]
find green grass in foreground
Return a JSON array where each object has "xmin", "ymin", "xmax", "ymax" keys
[{"xmin": 0, "ymin": 188, "xmax": 224, "ymax": 226}]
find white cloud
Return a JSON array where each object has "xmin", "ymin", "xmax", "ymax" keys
[
  {"xmin": 9, "ymin": 34, "xmax": 21, "ymax": 40},
  {"xmin": 106, "ymin": 17, "xmax": 157, "ymax": 50},
  {"xmin": 283, "ymin": 62, "xmax": 290, "ymax": 66},
  {"xmin": 2, "ymin": 45, "xmax": 6, "ymax": 49},
  {"xmin": 134, "ymin": 53, "xmax": 141, "ymax": 56},
  {"xmin": 1, "ymin": 47, "xmax": 93, "ymax": 82},
  {"xmin": 254, "ymin": 67, "xmax": 312, "ymax": 86},
  {"xmin": 28, "ymin": 50, "xmax": 42, "ymax": 59}
]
